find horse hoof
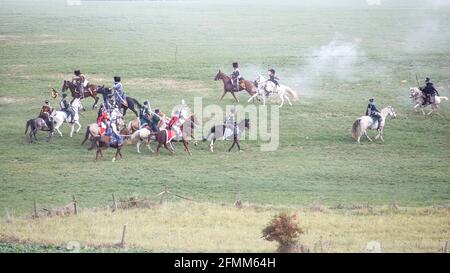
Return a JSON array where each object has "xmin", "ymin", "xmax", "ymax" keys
[{"xmin": 112, "ymin": 157, "xmax": 116, "ymax": 162}]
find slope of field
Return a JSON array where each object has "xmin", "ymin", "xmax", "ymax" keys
[{"xmin": 0, "ymin": 0, "xmax": 449, "ymax": 217}]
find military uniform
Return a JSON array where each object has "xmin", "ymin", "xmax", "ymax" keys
[
  {"xmin": 231, "ymin": 62, "xmax": 243, "ymax": 91},
  {"xmin": 420, "ymin": 78, "xmax": 439, "ymax": 105},
  {"xmin": 60, "ymin": 94, "xmax": 75, "ymax": 123},
  {"xmin": 72, "ymin": 70, "xmax": 88, "ymax": 98},
  {"xmin": 112, "ymin": 76, "xmax": 127, "ymax": 107},
  {"xmin": 139, "ymin": 101, "xmax": 152, "ymax": 128},
  {"xmin": 150, "ymin": 109, "xmax": 162, "ymax": 132},
  {"xmin": 39, "ymin": 100, "xmax": 53, "ymax": 130},
  {"xmin": 365, "ymin": 98, "xmax": 382, "ymax": 130},
  {"xmin": 267, "ymin": 69, "xmax": 280, "ymax": 95}
]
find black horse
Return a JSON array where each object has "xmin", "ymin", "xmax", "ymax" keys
[{"xmin": 96, "ymin": 86, "xmax": 142, "ymax": 116}]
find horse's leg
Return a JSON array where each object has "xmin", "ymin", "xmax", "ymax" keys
[
  {"xmin": 231, "ymin": 91, "xmax": 239, "ymax": 103},
  {"xmin": 70, "ymin": 124, "xmax": 74, "ymax": 138},
  {"xmin": 421, "ymin": 108, "xmax": 426, "ymax": 115},
  {"xmin": 55, "ymin": 125, "xmax": 63, "ymax": 137},
  {"xmin": 364, "ymin": 130, "xmax": 373, "ymax": 142},
  {"xmin": 164, "ymin": 143, "xmax": 175, "ymax": 155},
  {"xmin": 285, "ymin": 94, "xmax": 292, "ymax": 106},
  {"xmin": 210, "ymin": 136, "xmax": 215, "ymax": 152},
  {"xmin": 92, "ymin": 96, "xmax": 99, "ymax": 109},
  {"xmin": 219, "ymin": 91, "xmax": 227, "ymax": 101},
  {"xmin": 76, "ymin": 121, "xmax": 81, "ymax": 133},
  {"xmin": 183, "ymin": 140, "xmax": 191, "ymax": 156},
  {"xmin": 131, "ymin": 107, "xmax": 138, "ymax": 117},
  {"xmin": 157, "ymin": 143, "xmax": 162, "ymax": 156},
  {"xmin": 427, "ymin": 108, "xmax": 434, "ymax": 115},
  {"xmin": 279, "ymin": 94, "xmax": 284, "ymax": 108}
]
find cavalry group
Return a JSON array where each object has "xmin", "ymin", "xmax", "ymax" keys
[{"xmin": 25, "ymin": 63, "xmax": 448, "ymax": 160}]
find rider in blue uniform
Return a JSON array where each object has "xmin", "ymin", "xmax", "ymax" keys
[{"xmin": 365, "ymin": 97, "xmax": 381, "ymax": 130}]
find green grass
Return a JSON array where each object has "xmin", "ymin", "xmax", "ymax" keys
[{"xmin": 1, "ymin": 0, "xmax": 450, "ymax": 218}]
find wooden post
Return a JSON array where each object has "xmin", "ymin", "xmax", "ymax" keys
[
  {"xmin": 159, "ymin": 186, "xmax": 168, "ymax": 205},
  {"xmin": 234, "ymin": 191, "xmax": 242, "ymax": 208},
  {"xmin": 392, "ymin": 191, "xmax": 399, "ymax": 210},
  {"xmin": 72, "ymin": 195, "xmax": 78, "ymax": 215},
  {"xmin": 444, "ymin": 241, "xmax": 448, "ymax": 253},
  {"xmin": 174, "ymin": 45, "xmax": 178, "ymax": 63},
  {"xmin": 120, "ymin": 224, "xmax": 127, "ymax": 248},
  {"xmin": 33, "ymin": 199, "xmax": 38, "ymax": 218},
  {"xmin": 112, "ymin": 193, "xmax": 117, "ymax": 211}
]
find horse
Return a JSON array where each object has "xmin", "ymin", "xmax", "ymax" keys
[
  {"xmin": 88, "ymin": 127, "xmax": 129, "ymax": 162},
  {"xmin": 126, "ymin": 127, "xmax": 154, "ymax": 154},
  {"xmin": 150, "ymin": 114, "xmax": 197, "ymax": 156},
  {"xmin": 409, "ymin": 87, "xmax": 448, "ymax": 116},
  {"xmin": 97, "ymin": 86, "xmax": 142, "ymax": 117},
  {"xmin": 80, "ymin": 107, "xmax": 125, "ymax": 145},
  {"xmin": 203, "ymin": 118, "xmax": 250, "ymax": 152},
  {"xmin": 214, "ymin": 70, "xmax": 257, "ymax": 102},
  {"xmin": 351, "ymin": 106, "xmax": 397, "ymax": 144},
  {"xmin": 25, "ymin": 118, "xmax": 53, "ymax": 143},
  {"xmin": 248, "ymin": 74, "xmax": 298, "ymax": 107},
  {"xmin": 59, "ymin": 80, "xmax": 100, "ymax": 109},
  {"xmin": 52, "ymin": 98, "xmax": 82, "ymax": 137}
]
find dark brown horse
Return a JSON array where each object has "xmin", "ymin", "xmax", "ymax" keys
[
  {"xmin": 214, "ymin": 70, "xmax": 257, "ymax": 102},
  {"xmin": 25, "ymin": 117, "xmax": 54, "ymax": 143},
  {"xmin": 88, "ymin": 127, "xmax": 129, "ymax": 161},
  {"xmin": 150, "ymin": 114, "xmax": 198, "ymax": 156},
  {"xmin": 59, "ymin": 80, "xmax": 100, "ymax": 109}
]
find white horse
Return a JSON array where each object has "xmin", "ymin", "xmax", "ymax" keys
[
  {"xmin": 52, "ymin": 98, "xmax": 82, "ymax": 137},
  {"xmin": 351, "ymin": 106, "xmax": 397, "ymax": 144},
  {"xmin": 247, "ymin": 74, "xmax": 298, "ymax": 107},
  {"xmin": 409, "ymin": 87, "xmax": 448, "ymax": 116}
]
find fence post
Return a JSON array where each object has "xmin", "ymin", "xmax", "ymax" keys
[
  {"xmin": 112, "ymin": 193, "xmax": 117, "ymax": 211},
  {"xmin": 444, "ymin": 241, "xmax": 448, "ymax": 253},
  {"xmin": 159, "ymin": 186, "xmax": 168, "ymax": 205},
  {"xmin": 392, "ymin": 191, "xmax": 398, "ymax": 210},
  {"xmin": 72, "ymin": 195, "xmax": 78, "ymax": 215},
  {"xmin": 33, "ymin": 199, "xmax": 38, "ymax": 218},
  {"xmin": 120, "ymin": 224, "xmax": 127, "ymax": 248}
]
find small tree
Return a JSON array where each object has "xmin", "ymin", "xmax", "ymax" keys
[{"xmin": 262, "ymin": 212, "xmax": 303, "ymax": 253}]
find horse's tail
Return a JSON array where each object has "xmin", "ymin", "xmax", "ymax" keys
[
  {"xmin": 440, "ymin": 96, "xmax": 449, "ymax": 101},
  {"xmin": 285, "ymin": 87, "xmax": 298, "ymax": 100},
  {"xmin": 88, "ymin": 135, "xmax": 100, "ymax": 151},
  {"xmin": 25, "ymin": 119, "xmax": 33, "ymax": 134},
  {"xmin": 131, "ymin": 98, "xmax": 142, "ymax": 109},
  {"xmin": 81, "ymin": 125, "xmax": 92, "ymax": 145},
  {"xmin": 352, "ymin": 119, "xmax": 362, "ymax": 139}
]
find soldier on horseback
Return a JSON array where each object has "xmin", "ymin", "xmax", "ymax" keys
[
  {"xmin": 60, "ymin": 93, "xmax": 75, "ymax": 123},
  {"xmin": 150, "ymin": 109, "xmax": 162, "ymax": 132},
  {"xmin": 267, "ymin": 68, "xmax": 280, "ymax": 96},
  {"xmin": 365, "ymin": 97, "xmax": 382, "ymax": 130},
  {"xmin": 223, "ymin": 107, "xmax": 236, "ymax": 140},
  {"xmin": 230, "ymin": 62, "xmax": 243, "ymax": 91},
  {"xmin": 72, "ymin": 70, "xmax": 89, "ymax": 98},
  {"xmin": 420, "ymin": 77, "xmax": 439, "ymax": 105},
  {"xmin": 112, "ymin": 76, "xmax": 127, "ymax": 107},
  {"xmin": 139, "ymin": 100, "xmax": 152, "ymax": 129},
  {"xmin": 97, "ymin": 106, "xmax": 110, "ymax": 135},
  {"xmin": 39, "ymin": 99, "xmax": 54, "ymax": 131}
]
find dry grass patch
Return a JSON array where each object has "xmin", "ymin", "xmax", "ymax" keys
[{"xmin": 0, "ymin": 202, "xmax": 448, "ymax": 253}]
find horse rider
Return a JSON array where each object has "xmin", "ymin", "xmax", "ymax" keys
[
  {"xmin": 97, "ymin": 103, "xmax": 106, "ymax": 118},
  {"xmin": 150, "ymin": 108, "xmax": 162, "ymax": 132},
  {"xmin": 106, "ymin": 93, "xmax": 116, "ymax": 110},
  {"xmin": 97, "ymin": 106, "xmax": 110, "ymax": 135},
  {"xmin": 365, "ymin": 97, "xmax": 382, "ymax": 130},
  {"xmin": 420, "ymin": 77, "xmax": 439, "ymax": 105},
  {"xmin": 72, "ymin": 70, "xmax": 90, "ymax": 98},
  {"xmin": 139, "ymin": 100, "xmax": 152, "ymax": 129},
  {"xmin": 223, "ymin": 107, "xmax": 236, "ymax": 140},
  {"xmin": 39, "ymin": 99, "xmax": 54, "ymax": 130},
  {"xmin": 60, "ymin": 93, "xmax": 75, "ymax": 123},
  {"xmin": 267, "ymin": 68, "xmax": 280, "ymax": 96},
  {"xmin": 107, "ymin": 105, "xmax": 123, "ymax": 145},
  {"xmin": 230, "ymin": 62, "xmax": 243, "ymax": 91},
  {"xmin": 112, "ymin": 76, "xmax": 127, "ymax": 107},
  {"xmin": 167, "ymin": 111, "xmax": 182, "ymax": 138}
]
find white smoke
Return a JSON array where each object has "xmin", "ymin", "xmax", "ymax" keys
[{"xmin": 288, "ymin": 36, "xmax": 364, "ymax": 96}]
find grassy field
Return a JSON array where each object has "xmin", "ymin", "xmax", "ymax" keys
[{"xmin": 0, "ymin": 0, "xmax": 449, "ymax": 251}]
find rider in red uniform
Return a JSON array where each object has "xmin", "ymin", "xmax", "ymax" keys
[{"xmin": 97, "ymin": 108, "xmax": 110, "ymax": 135}]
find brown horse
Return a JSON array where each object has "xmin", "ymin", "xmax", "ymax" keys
[
  {"xmin": 59, "ymin": 80, "xmax": 100, "ymax": 109},
  {"xmin": 151, "ymin": 114, "xmax": 198, "ymax": 156},
  {"xmin": 214, "ymin": 70, "xmax": 257, "ymax": 102},
  {"xmin": 88, "ymin": 127, "xmax": 129, "ymax": 161}
]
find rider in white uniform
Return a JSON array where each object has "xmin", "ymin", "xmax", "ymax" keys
[{"xmin": 223, "ymin": 107, "xmax": 236, "ymax": 140}]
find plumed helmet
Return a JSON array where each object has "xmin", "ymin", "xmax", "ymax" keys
[
  {"xmin": 62, "ymin": 93, "xmax": 67, "ymax": 98},
  {"xmin": 44, "ymin": 99, "xmax": 49, "ymax": 104},
  {"xmin": 232, "ymin": 62, "xmax": 239, "ymax": 68},
  {"xmin": 268, "ymin": 69, "xmax": 275, "ymax": 74},
  {"xmin": 369, "ymin": 97, "xmax": 374, "ymax": 102},
  {"xmin": 144, "ymin": 100, "xmax": 149, "ymax": 105},
  {"xmin": 74, "ymin": 70, "xmax": 81, "ymax": 76},
  {"xmin": 425, "ymin": 77, "xmax": 430, "ymax": 82},
  {"xmin": 114, "ymin": 76, "xmax": 121, "ymax": 82},
  {"xmin": 155, "ymin": 108, "xmax": 160, "ymax": 113}
]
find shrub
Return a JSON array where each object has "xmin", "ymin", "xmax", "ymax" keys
[{"xmin": 262, "ymin": 212, "xmax": 303, "ymax": 252}]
